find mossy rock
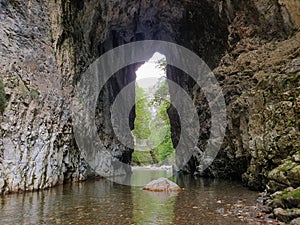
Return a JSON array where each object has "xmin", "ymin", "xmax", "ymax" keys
[
  {"xmin": 274, "ymin": 207, "xmax": 300, "ymax": 223},
  {"xmin": 293, "ymin": 152, "xmax": 300, "ymax": 162},
  {"xmin": 30, "ymin": 89, "xmax": 40, "ymax": 99},
  {"xmin": 0, "ymin": 78, "xmax": 6, "ymax": 113},
  {"xmin": 268, "ymin": 159, "xmax": 300, "ymax": 190},
  {"xmin": 280, "ymin": 188, "xmax": 300, "ymax": 201},
  {"xmin": 272, "ymin": 187, "xmax": 300, "ymax": 209}
]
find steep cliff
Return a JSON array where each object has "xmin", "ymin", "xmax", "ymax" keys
[
  {"xmin": 167, "ymin": 0, "xmax": 299, "ymax": 187},
  {"xmin": 0, "ymin": 0, "xmax": 185, "ymax": 193},
  {"xmin": 0, "ymin": 0, "xmax": 89, "ymax": 193}
]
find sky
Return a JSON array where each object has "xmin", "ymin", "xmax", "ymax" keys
[{"xmin": 135, "ymin": 52, "xmax": 166, "ymax": 89}]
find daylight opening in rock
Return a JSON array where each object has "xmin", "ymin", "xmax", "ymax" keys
[{"xmin": 132, "ymin": 52, "xmax": 175, "ymax": 166}]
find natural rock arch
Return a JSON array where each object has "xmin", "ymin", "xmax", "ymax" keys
[{"xmin": 0, "ymin": 0, "xmax": 298, "ymax": 193}]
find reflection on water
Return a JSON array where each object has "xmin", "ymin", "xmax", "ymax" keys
[
  {"xmin": 0, "ymin": 168, "xmax": 259, "ymax": 225},
  {"xmin": 0, "ymin": 180, "xmax": 134, "ymax": 224},
  {"xmin": 132, "ymin": 187, "xmax": 176, "ymax": 225},
  {"xmin": 131, "ymin": 166, "xmax": 176, "ymax": 224},
  {"xmin": 131, "ymin": 166, "xmax": 173, "ymax": 186}
]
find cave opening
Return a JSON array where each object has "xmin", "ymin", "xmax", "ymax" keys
[
  {"xmin": 131, "ymin": 52, "xmax": 175, "ymax": 167},
  {"xmin": 65, "ymin": 0, "xmax": 233, "ymax": 180}
]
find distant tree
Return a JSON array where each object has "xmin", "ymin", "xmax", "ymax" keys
[
  {"xmin": 150, "ymin": 79, "xmax": 175, "ymax": 162},
  {"xmin": 133, "ymin": 58, "xmax": 175, "ymax": 164},
  {"xmin": 153, "ymin": 77, "xmax": 169, "ymax": 104},
  {"xmin": 133, "ymin": 84, "xmax": 151, "ymax": 139},
  {"xmin": 156, "ymin": 58, "xmax": 167, "ymax": 73}
]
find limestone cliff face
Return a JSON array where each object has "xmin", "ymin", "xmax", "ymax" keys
[
  {"xmin": 0, "ymin": 0, "xmax": 138, "ymax": 193},
  {"xmin": 0, "ymin": 0, "xmax": 92, "ymax": 193},
  {"xmin": 0, "ymin": 0, "xmax": 185, "ymax": 193},
  {"xmin": 167, "ymin": 0, "xmax": 299, "ymax": 190},
  {"xmin": 0, "ymin": 0, "xmax": 299, "ymax": 195},
  {"xmin": 279, "ymin": 0, "xmax": 300, "ymax": 30},
  {"xmin": 216, "ymin": 32, "xmax": 300, "ymax": 190}
]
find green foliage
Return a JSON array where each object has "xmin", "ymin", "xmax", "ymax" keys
[
  {"xmin": 132, "ymin": 58, "xmax": 175, "ymax": 165},
  {"xmin": 153, "ymin": 78, "xmax": 169, "ymax": 104},
  {"xmin": 131, "ymin": 151, "xmax": 155, "ymax": 166},
  {"xmin": 150, "ymin": 79, "xmax": 175, "ymax": 162},
  {"xmin": 0, "ymin": 78, "xmax": 6, "ymax": 114},
  {"xmin": 274, "ymin": 187, "xmax": 300, "ymax": 201},
  {"xmin": 30, "ymin": 89, "xmax": 40, "ymax": 99},
  {"xmin": 151, "ymin": 98, "xmax": 175, "ymax": 162},
  {"xmin": 132, "ymin": 84, "xmax": 151, "ymax": 139},
  {"xmin": 156, "ymin": 58, "xmax": 167, "ymax": 72}
]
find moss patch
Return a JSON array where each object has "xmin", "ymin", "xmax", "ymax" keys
[
  {"xmin": 277, "ymin": 188, "xmax": 300, "ymax": 200},
  {"xmin": 30, "ymin": 89, "xmax": 40, "ymax": 99},
  {"xmin": 0, "ymin": 78, "xmax": 6, "ymax": 113},
  {"xmin": 271, "ymin": 187, "xmax": 300, "ymax": 209}
]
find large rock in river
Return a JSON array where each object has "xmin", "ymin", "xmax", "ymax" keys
[{"xmin": 143, "ymin": 178, "xmax": 181, "ymax": 192}]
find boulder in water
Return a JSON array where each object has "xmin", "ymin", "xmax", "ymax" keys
[{"xmin": 143, "ymin": 177, "xmax": 181, "ymax": 192}]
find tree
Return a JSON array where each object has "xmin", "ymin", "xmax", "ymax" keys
[
  {"xmin": 150, "ymin": 79, "xmax": 175, "ymax": 162},
  {"xmin": 133, "ymin": 57, "xmax": 175, "ymax": 165},
  {"xmin": 132, "ymin": 84, "xmax": 151, "ymax": 139},
  {"xmin": 156, "ymin": 58, "xmax": 167, "ymax": 73},
  {"xmin": 153, "ymin": 77, "xmax": 169, "ymax": 105}
]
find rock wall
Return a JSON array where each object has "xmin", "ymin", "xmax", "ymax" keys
[
  {"xmin": 167, "ymin": 0, "xmax": 299, "ymax": 185},
  {"xmin": 279, "ymin": 0, "xmax": 300, "ymax": 30},
  {"xmin": 0, "ymin": 0, "xmax": 185, "ymax": 193},
  {"xmin": 0, "ymin": 0, "xmax": 90, "ymax": 193},
  {"xmin": 217, "ymin": 32, "xmax": 299, "ymax": 190}
]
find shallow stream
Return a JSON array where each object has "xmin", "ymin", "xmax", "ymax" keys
[{"xmin": 0, "ymin": 167, "xmax": 265, "ymax": 224}]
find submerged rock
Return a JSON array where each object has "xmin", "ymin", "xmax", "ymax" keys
[{"xmin": 143, "ymin": 178, "xmax": 181, "ymax": 192}]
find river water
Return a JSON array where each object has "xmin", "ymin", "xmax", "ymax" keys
[{"xmin": 0, "ymin": 167, "xmax": 263, "ymax": 225}]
